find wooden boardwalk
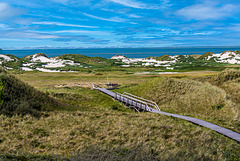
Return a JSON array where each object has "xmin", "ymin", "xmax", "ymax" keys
[{"xmin": 96, "ymin": 88, "xmax": 240, "ymax": 143}]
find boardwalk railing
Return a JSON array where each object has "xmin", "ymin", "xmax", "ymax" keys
[
  {"xmin": 95, "ymin": 87, "xmax": 240, "ymax": 142},
  {"xmin": 122, "ymin": 92, "xmax": 160, "ymax": 111},
  {"xmin": 92, "ymin": 83, "xmax": 101, "ymax": 89},
  {"xmin": 115, "ymin": 92, "xmax": 160, "ymax": 112}
]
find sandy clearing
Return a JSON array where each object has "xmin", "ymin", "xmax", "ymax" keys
[
  {"xmin": 21, "ymin": 67, "xmax": 33, "ymax": 71},
  {"xmin": 0, "ymin": 54, "xmax": 14, "ymax": 61}
]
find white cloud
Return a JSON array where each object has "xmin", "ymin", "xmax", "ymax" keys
[
  {"xmin": 128, "ymin": 14, "xmax": 142, "ymax": 18},
  {"xmin": 0, "ymin": 2, "xmax": 8, "ymax": 11},
  {"xmin": 50, "ymin": 0, "xmax": 92, "ymax": 6},
  {"xmin": 0, "ymin": 23, "xmax": 11, "ymax": 30},
  {"xmin": 32, "ymin": 21, "xmax": 97, "ymax": 28},
  {"xmin": 0, "ymin": 2, "xmax": 24, "ymax": 19},
  {"xmin": 83, "ymin": 13, "xmax": 126, "ymax": 22},
  {"xmin": 191, "ymin": 31, "xmax": 220, "ymax": 36},
  {"xmin": 108, "ymin": 0, "xmax": 158, "ymax": 9},
  {"xmin": 1, "ymin": 31, "xmax": 60, "ymax": 39},
  {"xmin": 176, "ymin": 3, "xmax": 238, "ymax": 20},
  {"xmin": 217, "ymin": 24, "xmax": 240, "ymax": 32},
  {"xmin": 54, "ymin": 30, "xmax": 111, "ymax": 35},
  {"xmin": 51, "ymin": 0, "xmax": 69, "ymax": 4}
]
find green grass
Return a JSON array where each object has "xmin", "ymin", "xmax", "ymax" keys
[
  {"xmin": 58, "ymin": 54, "xmax": 116, "ymax": 67},
  {"xmin": 1, "ymin": 68, "xmax": 240, "ymax": 160},
  {"xmin": 41, "ymin": 86, "xmax": 129, "ymax": 112},
  {"xmin": 0, "ymin": 69, "xmax": 63, "ymax": 117},
  {"xmin": 198, "ymin": 52, "xmax": 215, "ymax": 60},
  {"xmin": 147, "ymin": 55, "xmax": 173, "ymax": 61},
  {"xmin": 0, "ymin": 112, "xmax": 239, "ymax": 160},
  {"xmin": 114, "ymin": 74, "xmax": 240, "ymax": 134}
]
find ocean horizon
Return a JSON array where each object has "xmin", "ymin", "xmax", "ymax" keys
[{"xmin": 1, "ymin": 47, "xmax": 240, "ymax": 59}]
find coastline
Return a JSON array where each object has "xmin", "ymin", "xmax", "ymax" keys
[{"xmin": 1, "ymin": 47, "xmax": 240, "ymax": 58}]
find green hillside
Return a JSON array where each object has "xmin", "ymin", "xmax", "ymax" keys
[
  {"xmin": 196, "ymin": 69, "xmax": 240, "ymax": 119},
  {"xmin": 58, "ymin": 54, "xmax": 116, "ymax": 67},
  {"xmin": 115, "ymin": 70, "xmax": 240, "ymax": 133},
  {"xmin": 0, "ymin": 69, "xmax": 239, "ymax": 160},
  {"xmin": 23, "ymin": 53, "xmax": 48, "ymax": 60},
  {"xmin": 0, "ymin": 68, "xmax": 61, "ymax": 117},
  {"xmin": 197, "ymin": 52, "xmax": 215, "ymax": 60},
  {"xmin": 1, "ymin": 54, "xmax": 27, "ymax": 70},
  {"xmin": 146, "ymin": 55, "xmax": 173, "ymax": 61}
]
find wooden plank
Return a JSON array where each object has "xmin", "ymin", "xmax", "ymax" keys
[
  {"xmin": 150, "ymin": 109, "xmax": 240, "ymax": 142},
  {"xmin": 97, "ymin": 88, "xmax": 240, "ymax": 143}
]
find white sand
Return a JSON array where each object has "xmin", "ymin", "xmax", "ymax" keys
[
  {"xmin": 42, "ymin": 62, "xmax": 66, "ymax": 68},
  {"xmin": 21, "ymin": 67, "xmax": 33, "ymax": 71},
  {"xmin": 111, "ymin": 55, "xmax": 127, "ymax": 59},
  {"xmin": 36, "ymin": 68, "xmax": 60, "ymax": 72},
  {"xmin": 0, "ymin": 54, "xmax": 14, "ymax": 61},
  {"xmin": 5, "ymin": 67, "xmax": 13, "ymax": 70},
  {"xmin": 30, "ymin": 54, "xmax": 80, "ymax": 68},
  {"xmin": 158, "ymin": 72, "xmax": 178, "ymax": 74},
  {"xmin": 122, "ymin": 65, "xmax": 130, "ymax": 67},
  {"xmin": 32, "ymin": 56, "xmax": 58, "ymax": 63},
  {"xmin": 22, "ymin": 63, "xmax": 34, "ymax": 66},
  {"xmin": 207, "ymin": 51, "xmax": 240, "ymax": 64},
  {"xmin": 120, "ymin": 56, "xmax": 177, "ymax": 67}
]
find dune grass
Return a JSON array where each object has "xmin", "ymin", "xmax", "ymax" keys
[
  {"xmin": 114, "ymin": 75, "xmax": 240, "ymax": 133},
  {"xmin": 0, "ymin": 69, "xmax": 63, "ymax": 117},
  {"xmin": 2, "ymin": 69, "xmax": 239, "ymax": 160},
  {"xmin": 0, "ymin": 111, "xmax": 239, "ymax": 160},
  {"xmin": 41, "ymin": 86, "xmax": 129, "ymax": 112}
]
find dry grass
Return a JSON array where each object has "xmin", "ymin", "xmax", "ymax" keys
[
  {"xmin": 14, "ymin": 71, "xmax": 152, "ymax": 89},
  {"xmin": 13, "ymin": 70, "xmax": 219, "ymax": 89},
  {"xmin": 0, "ymin": 111, "xmax": 239, "ymax": 160},
  {"xmin": 195, "ymin": 69, "xmax": 240, "ymax": 125},
  {"xmin": 115, "ymin": 76, "xmax": 240, "ymax": 133},
  {"xmin": 3, "ymin": 69, "xmax": 239, "ymax": 160},
  {"xmin": 158, "ymin": 71, "xmax": 219, "ymax": 78}
]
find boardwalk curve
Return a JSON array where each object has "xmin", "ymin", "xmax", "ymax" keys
[{"xmin": 96, "ymin": 87, "xmax": 240, "ymax": 143}]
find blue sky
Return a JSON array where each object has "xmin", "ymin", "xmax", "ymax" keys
[{"xmin": 1, "ymin": 0, "xmax": 240, "ymax": 49}]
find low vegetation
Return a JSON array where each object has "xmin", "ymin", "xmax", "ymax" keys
[
  {"xmin": 1, "ymin": 51, "xmax": 239, "ymax": 73},
  {"xmin": 198, "ymin": 52, "xmax": 215, "ymax": 60},
  {"xmin": 0, "ymin": 68, "xmax": 62, "ymax": 117},
  {"xmin": 196, "ymin": 69, "xmax": 240, "ymax": 121},
  {"xmin": 115, "ymin": 69, "xmax": 240, "ymax": 133},
  {"xmin": 0, "ymin": 112, "xmax": 239, "ymax": 160},
  {"xmin": 59, "ymin": 54, "xmax": 116, "ymax": 67},
  {"xmin": 0, "ymin": 64, "xmax": 240, "ymax": 160}
]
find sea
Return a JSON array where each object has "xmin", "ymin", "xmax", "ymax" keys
[{"xmin": 1, "ymin": 47, "xmax": 240, "ymax": 59}]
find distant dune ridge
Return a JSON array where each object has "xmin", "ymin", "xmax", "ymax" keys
[{"xmin": 0, "ymin": 50, "xmax": 240, "ymax": 72}]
